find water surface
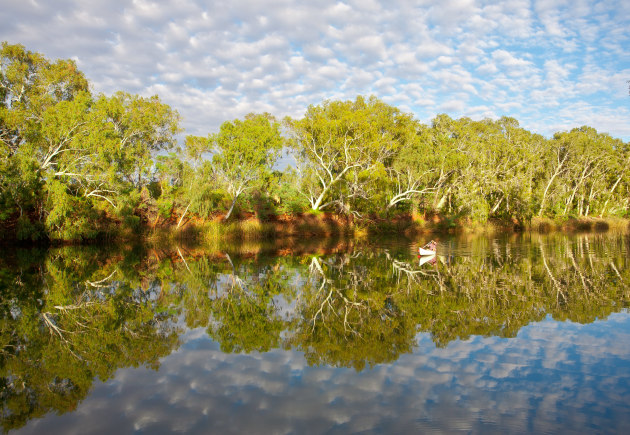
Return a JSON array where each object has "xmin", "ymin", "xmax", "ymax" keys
[{"xmin": 1, "ymin": 232, "xmax": 629, "ymax": 434}]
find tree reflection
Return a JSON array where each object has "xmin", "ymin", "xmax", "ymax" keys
[
  {"xmin": 285, "ymin": 253, "xmax": 417, "ymax": 370},
  {"xmin": 0, "ymin": 247, "xmax": 180, "ymax": 432},
  {"xmin": 1, "ymin": 234, "xmax": 629, "ymax": 429}
]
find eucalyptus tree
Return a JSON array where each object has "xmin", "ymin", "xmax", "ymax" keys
[
  {"xmin": 385, "ymin": 121, "xmax": 456, "ymax": 211},
  {"xmin": 286, "ymin": 96, "xmax": 414, "ymax": 213},
  {"xmin": 0, "ymin": 42, "xmax": 88, "ymax": 229},
  {"xmin": 600, "ymin": 140, "xmax": 630, "ymax": 217},
  {"xmin": 211, "ymin": 113, "xmax": 284, "ymax": 220},
  {"xmin": 0, "ymin": 41, "xmax": 88, "ymax": 156},
  {"xmin": 537, "ymin": 127, "xmax": 624, "ymax": 218},
  {"xmin": 537, "ymin": 133, "xmax": 569, "ymax": 217},
  {"xmin": 87, "ymin": 92, "xmax": 181, "ymax": 191},
  {"xmin": 424, "ymin": 115, "xmax": 545, "ymax": 222},
  {"xmin": 559, "ymin": 127, "xmax": 624, "ymax": 217},
  {"xmin": 426, "ymin": 115, "xmax": 478, "ymax": 216},
  {"xmin": 39, "ymin": 92, "xmax": 180, "ymax": 239},
  {"xmin": 468, "ymin": 117, "xmax": 544, "ymax": 221},
  {"xmin": 1, "ymin": 42, "xmax": 181, "ymax": 239},
  {"xmin": 171, "ymin": 134, "xmax": 213, "ymax": 227}
]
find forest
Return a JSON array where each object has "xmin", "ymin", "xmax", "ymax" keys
[{"xmin": 1, "ymin": 42, "xmax": 629, "ymax": 242}]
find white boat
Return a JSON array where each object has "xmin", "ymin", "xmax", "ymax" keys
[
  {"xmin": 418, "ymin": 240, "xmax": 437, "ymax": 256},
  {"xmin": 418, "ymin": 247, "xmax": 436, "ymax": 256}
]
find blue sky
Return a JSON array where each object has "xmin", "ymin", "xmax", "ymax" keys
[{"xmin": 2, "ymin": 0, "xmax": 629, "ymax": 140}]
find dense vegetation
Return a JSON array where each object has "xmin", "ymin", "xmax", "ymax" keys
[
  {"xmin": 2, "ymin": 42, "xmax": 629, "ymax": 242},
  {"xmin": 1, "ymin": 233, "xmax": 628, "ymax": 430}
]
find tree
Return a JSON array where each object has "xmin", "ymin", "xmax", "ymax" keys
[
  {"xmin": 537, "ymin": 127, "xmax": 624, "ymax": 218},
  {"xmin": 1, "ymin": 42, "xmax": 182, "ymax": 240},
  {"xmin": 1, "ymin": 42, "xmax": 89, "ymax": 236},
  {"xmin": 87, "ymin": 92, "xmax": 181, "ymax": 191},
  {"xmin": 211, "ymin": 113, "xmax": 283, "ymax": 220},
  {"xmin": 1, "ymin": 42, "xmax": 88, "ymax": 157},
  {"xmin": 155, "ymin": 135, "xmax": 213, "ymax": 228},
  {"xmin": 286, "ymin": 95, "xmax": 414, "ymax": 213},
  {"xmin": 385, "ymin": 122, "xmax": 449, "ymax": 210}
]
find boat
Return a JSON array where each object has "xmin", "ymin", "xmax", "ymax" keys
[{"xmin": 418, "ymin": 240, "xmax": 437, "ymax": 256}]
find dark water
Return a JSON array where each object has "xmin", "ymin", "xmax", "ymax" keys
[{"xmin": 1, "ymin": 232, "xmax": 629, "ymax": 434}]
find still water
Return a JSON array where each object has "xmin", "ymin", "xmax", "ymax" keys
[{"xmin": 1, "ymin": 232, "xmax": 629, "ymax": 434}]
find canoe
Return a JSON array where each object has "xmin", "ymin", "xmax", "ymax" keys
[
  {"xmin": 418, "ymin": 240, "xmax": 437, "ymax": 256},
  {"xmin": 418, "ymin": 247, "xmax": 436, "ymax": 256}
]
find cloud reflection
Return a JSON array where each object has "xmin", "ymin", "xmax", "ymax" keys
[{"xmin": 17, "ymin": 313, "xmax": 630, "ymax": 434}]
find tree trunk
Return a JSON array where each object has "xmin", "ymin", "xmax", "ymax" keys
[
  {"xmin": 600, "ymin": 175, "xmax": 623, "ymax": 218},
  {"xmin": 177, "ymin": 201, "xmax": 192, "ymax": 229},
  {"xmin": 538, "ymin": 154, "xmax": 567, "ymax": 216},
  {"xmin": 311, "ymin": 191, "xmax": 326, "ymax": 211},
  {"xmin": 225, "ymin": 196, "xmax": 238, "ymax": 220},
  {"xmin": 539, "ymin": 171, "xmax": 559, "ymax": 216},
  {"xmin": 491, "ymin": 195, "xmax": 504, "ymax": 214}
]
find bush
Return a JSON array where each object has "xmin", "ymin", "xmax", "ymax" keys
[
  {"xmin": 190, "ymin": 188, "xmax": 225, "ymax": 218},
  {"xmin": 156, "ymin": 196, "xmax": 174, "ymax": 219},
  {"xmin": 45, "ymin": 180, "xmax": 100, "ymax": 241},
  {"xmin": 248, "ymin": 190, "xmax": 277, "ymax": 220},
  {"xmin": 274, "ymin": 183, "xmax": 309, "ymax": 215},
  {"xmin": 16, "ymin": 216, "xmax": 44, "ymax": 241}
]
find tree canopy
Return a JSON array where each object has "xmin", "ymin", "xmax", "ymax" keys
[{"xmin": 1, "ymin": 41, "xmax": 629, "ymax": 242}]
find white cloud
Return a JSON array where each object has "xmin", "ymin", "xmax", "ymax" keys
[
  {"xmin": 492, "ymin": 49, "xmax": 533, "ymax": 69},
  {"xmin": 0, "ymin": 0, "xmax": 628, "ymax": 139},
  {"xmin": 477, "ymin": 62, "xmax": 499, "ymax": 75},
  {"xmin": 440, "ymin": 99, "xmax": 466, "ymax": 112}
]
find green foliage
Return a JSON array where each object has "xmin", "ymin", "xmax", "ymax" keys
[
  {"xmin": 115, "ymin": 189, "xmax": 143, "ymax": 231},
  {"xmin": 87, "ymin": 92, "xmax": 180, "ymax": 189},
  {"xmin": 44, "ymin": 180, "xmax": 99, "ymax": 241},
  {"xmin": 211, "ymin": 113, "xmax": 284, "ymax": 219},
  {"xmin": 1, "ymin": 42, "xmax": 181, "ymax": 241},
  {"xmin": 274, "ymin": 179, "xmax": 309, "ymax": 215},
  {"xmin": 1, "ymin": 41, "xmax": 629, "ymax": 239},
  {"xmin": 16, "ymin": 215, "xmax": 43, "ymax": 241},
  {"xmin": 156, "ymin": 196, "xmax": 174, "ymax": 219},
  {"xmin": 191, "ymin": 189, "xmax": 225, "ymax": 218},
  {"xmin": 286, "ymin": 95, "xmax": 416, "ymax": 212}
]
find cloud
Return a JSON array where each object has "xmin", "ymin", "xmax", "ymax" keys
[
  {"xmin": 492, "ymin": 49, "xmax": 534, "ymax": 69},
  {"xmin": 0, "ymin": 0, "xmax": 628, "ymax": 140},
  {"xmin": 440, "ymin": 99, "xmax": 467, "ymax": 112}
]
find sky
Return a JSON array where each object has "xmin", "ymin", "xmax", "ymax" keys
[{"xmin": 1, "ymin": 0, "xmax": 629, "ymax": 140}]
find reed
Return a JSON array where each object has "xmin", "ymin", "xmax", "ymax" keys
[
  {"xmin": 141, "ymin": 214, "xmax": 630, "ymax": 247},
  {"xmin": 528, "ymin": 216, "xmax": 630, "ymax": 233},
  {"xmin": 222, "ymin": 219, "xmax": 276, "ymax": 241}
]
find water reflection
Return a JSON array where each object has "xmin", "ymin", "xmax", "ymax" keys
[{"xmin": 1, "ymin": 233, "xmax": 629, "ymax": 433}]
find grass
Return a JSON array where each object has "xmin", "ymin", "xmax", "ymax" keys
[
  {"xmin": 528, "ymin": 216, "xmax": 630, "ymax": 233},
  {"xmin": 83, "ymin": 213, "xmax": 630, "ymax": 248},
  {"xmin": 146, "ymin": 213, "xmax": 358, "ymax": 246}
]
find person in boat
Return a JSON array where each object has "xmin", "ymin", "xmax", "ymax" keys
[{"xmin": 419, "ymin": 240, "xmax": 437, "ymax": 255}]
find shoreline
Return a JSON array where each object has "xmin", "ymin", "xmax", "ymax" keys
[{"xmin": 2, "ymin": 214, "xmax": 628, "ymax": 246}]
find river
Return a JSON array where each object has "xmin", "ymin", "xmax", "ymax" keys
[{"xmin": 2, "ymin": 231, "xmax": 629, "ymax": 434}]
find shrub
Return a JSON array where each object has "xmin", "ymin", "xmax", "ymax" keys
[{"xmin": 16, "ymin": 216, "xmax": 44, "ymax": 241}]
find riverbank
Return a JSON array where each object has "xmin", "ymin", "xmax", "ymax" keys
[
  {"xmin": 146, "ymin": 213, "xmax": 630, "ymax": 245},
  {"xmin": 2, "ymin": 211, "xmax": 628, "ymax": 246}
]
